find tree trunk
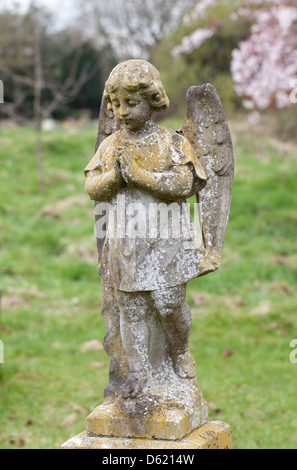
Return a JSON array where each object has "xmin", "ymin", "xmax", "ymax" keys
[{"xmin": 32, "ymin": 4, "xmax": 45, "ymax": 194}]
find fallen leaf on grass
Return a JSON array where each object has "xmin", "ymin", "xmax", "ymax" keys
[
  {"xmin": 223, "ymin": 296, "xmax": 247, "ymax": 309},
  {"xmin": 62, "ymin": 413, "xmax": 76, "ymax": 427},
  {"xmin": 72, "ymin": 404, "xmax": 87, "ymax": 416},
  {"xmin": 270, "ymin": 254, "xmax": 296, "ymax": 269},
  {"xmin": 39, "ymin": 195, "xmax": 87, "ymax": 220},
  {"xmin": 82, "ymin": 340, "xmax": 103, "ymax": 352},
  {"xmin": 191, "ymin": 292, "xmax": 246, "ymax": 310},
  {"xmin": 0, "ymin": 325, "xmax": 10, "ymax": 333},
  {"xmin": 191, "ymin": 293, "xmax": 209, "ymax": 307},
  {"xmin": 222, "ymin": 349, "xmax": 233, "ymax": 357},
  {"xmin": 208, "ymin": 402, "xmax": 222, "ymax": 414},
  {"xmin": 2, "ymin": 286, "xmax": 45, "ymax": 311},
  {"xmin": 2, "ymin": 293, "xmax": 26, "ymax": 310},
  {"xmin": 272, "ymin": 281, "xmax": 292, "ymax": 296},
  {"xmin": 62, "ymin": 243, "xmax": 97, "ymax": 264},
  {"xmin": 89, "ymin": 361, "xmax": 104, "ymax": 369},
  {"xmin": 9, "ymin": 438, "xmax": 25, "ymax": 446},
  {"xmin": 267, "ymin": 323, "xmax": 278, "ymax": 331},
  {"xmin": 250, "ymin": 300, "xmax": 271, "ymax": 316}
]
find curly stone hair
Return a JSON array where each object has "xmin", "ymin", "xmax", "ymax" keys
[{"xmin": 103, "ymin": 59, "xmax": 169, "ymax": 112}]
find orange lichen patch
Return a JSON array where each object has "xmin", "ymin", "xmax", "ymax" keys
[
  {"xmin": 62, "ymin": 420, "xmax": 232, "ymax": 449},
  {"xmin": 85, "ymin": 389, "xmax": 208, "ymax": 441}
]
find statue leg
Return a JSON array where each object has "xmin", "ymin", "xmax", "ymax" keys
[
  {"xmin": 101, "ymin": 281, "xmax": 129, "ymax": 399},
  {"xmin": 113, "ymin": 289, "xmax": 150, "ymax": 399},
  {"xmin": 150, "ymin": 284, "xmax": 196, "ymax": 379}
]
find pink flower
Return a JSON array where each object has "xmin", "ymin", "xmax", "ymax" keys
[
  {"xmin": 172, "ymin": 27, "xmax": 215, "ymax": 55},
  {"xmin": 230, "ymin": 3, "xmax": 297, "ymax": 109},
  {"xmin": 189, "ymin": 0, "xmax": 219, "ymax": 22},
  {"xmin": 173, "ymin": 0, "xmax": 297, "ymax": 110}
]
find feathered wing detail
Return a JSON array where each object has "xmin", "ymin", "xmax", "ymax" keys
[
  {"xmin": 180, "ymin": 84, "xmax": 234, "ymax": 268},
  {"xmin": 94, "ymin": 96, "xmax": 120, "ymax": 263}
]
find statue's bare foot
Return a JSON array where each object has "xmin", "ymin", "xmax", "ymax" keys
[
  {"xmin": 121, "ymin": 372, "xmax": 143, "ymax": 399},
  {"xmin": 174, "ymin": 351, "xmax": 196, "ymax": 379}
]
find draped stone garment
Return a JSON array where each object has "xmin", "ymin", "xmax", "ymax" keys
[{"xmin": 85, "ymin": 126, "xmax": 215, "ymax": 292}]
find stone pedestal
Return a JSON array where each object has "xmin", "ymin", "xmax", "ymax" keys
[
  {"xmin": 61, "ymin": 374, "xmax": 233, "ymax": 449},
  {"xmin": 61, "ymin": 420, "xmax": 232, "ymax": 449},
  {"xmin": 86, "ymin": 380, "xmax": 208, "ymax": 441}
]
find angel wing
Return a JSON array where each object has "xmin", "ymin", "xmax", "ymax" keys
[
  {"xmin": 180, "ymin": 84, "xmax": 234, "ymax": 267},
  {"xmin": 93, "ymin": 96, "xmax": 120, "ymax": 263}
]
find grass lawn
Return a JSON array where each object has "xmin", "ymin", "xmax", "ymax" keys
[{"xmin": 0, "ymin": 117, "xmax": 296, "ymax": 449}]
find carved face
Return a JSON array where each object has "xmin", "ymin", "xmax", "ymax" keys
[{"xmin": 110, "ymin": 88, "xmax": 153, "ymax": 132}]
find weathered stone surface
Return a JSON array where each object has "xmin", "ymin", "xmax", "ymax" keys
[
  {"xmin": 86, "ymin": 387, "xmax": 208, "ymax": 441},
  {"xmin": 180, "ymin": 84, "xmax": 234, "ymax": 263},
  {"xmin": 62, "ymin": 60, "xmax": 234, "ymax": 447},
  {"xmin": 86, "ymin": 343, "xmax": 208, "ymax": 440},
  {"xmin": 61, "ymin": 420, "xmax": 232, "ymax": 449},
  {"xmin": 83, "ymin": 60, "xmax": 233, "ymax": 405}
]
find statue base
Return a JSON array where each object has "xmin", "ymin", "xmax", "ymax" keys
[
  {"xmin": 61, "ymin": 420, "xmax": 232, "ymax": 449},
  {"xmin": 86, "ymin": 390, "xmax": 208, "ymax": 441}
]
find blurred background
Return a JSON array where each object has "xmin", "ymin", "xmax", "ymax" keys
[
  {"xmin": 1, "ymin": 0, "xmax": 297, "ymax": 135},
  {"xmin": 0, "ymin": 0, "xmax": 296, "ymax": 449}
]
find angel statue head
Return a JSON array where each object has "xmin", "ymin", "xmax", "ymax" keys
[{"xmin": 103, "ymin": 59, "xmax": 169, "ymax": 133}]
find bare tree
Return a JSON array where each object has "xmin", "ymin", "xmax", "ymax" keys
[
  {"xmin": 77, "ymin": 0, "xmax": 197, "ymax": 60},
  {"xmin": 0, "ymin": 3, "xmax": 103, "ymax": 193},
  {"xmin": 32, "ymin": 4, "xmax": 45, "ymax": 193}
]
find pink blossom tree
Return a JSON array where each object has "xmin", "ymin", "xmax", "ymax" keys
[{"xmin": 173, "ymin": 0, "xmax": 297, "ymax": 110}]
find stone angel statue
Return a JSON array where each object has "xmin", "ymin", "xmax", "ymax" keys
[{"xmin": 83, "ymin": 59, "xmax": 234, "ymax": 440}]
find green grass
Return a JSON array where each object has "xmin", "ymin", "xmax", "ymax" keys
[{"xmin": 0, "ymin": 118, "xmax": 297, "ymax": 448}]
